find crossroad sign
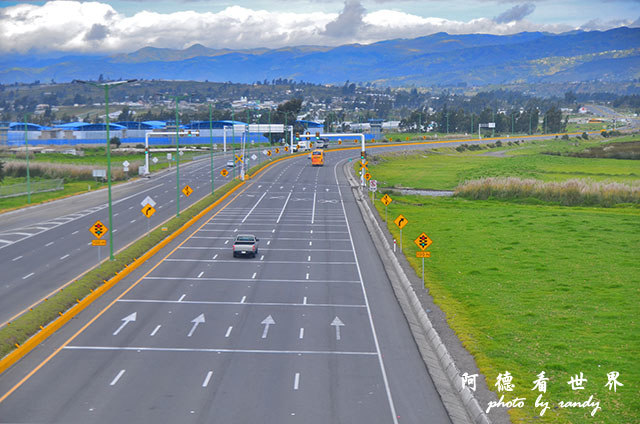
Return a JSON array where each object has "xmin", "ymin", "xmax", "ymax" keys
[
  {"xmin": 92, "ymin": 239, "xmax": 107, "ymax": 246},
  {"xmin": 414, "ymin": 232, "xmax": 433, "ymax": 251},
  {"xmin": 359, "ymin": 160, "xmax": 368, "ymax": 170},
  {"xmin": 235, "ymin": 155, "xmax": 243, "ymax": 163},
  {"xmin": 416, "ymin": 251, "xmax": 431, "ymax": 258},
  {"xmin": 220, "ymin": 168, "xmax": 228, "ymax": 177},
  {"xmin": 394, "ymin": 214, "xmax": 408, "ymax": 229},
  {"xmin": 140, "ymin": 196, "xmax": 156, "ymax": 208},
  {"xmin": 381, "ymin": 194, "xmax": 392, "ymax": 206},
  {"xmin": 89, "ymin": 220, "xmax": 108, "ymax": 239},
  {"xmin": 141, "ymin": 204, "xmax": 156, "ymax": 218},
  {"xmin": 182, "ymin": 185, "xmax": 193, "ymax": 197}
]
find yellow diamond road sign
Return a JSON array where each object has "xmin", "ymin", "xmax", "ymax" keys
[
  {"xmin": 89, "ymin": 220, "xmax": 108, "ymax": 239},
  {"xmin": 394, "ymin": 214, "xmax": 408, "ymax": 229},
  {"xmin": 220, "ymin": 168, "xmax": 228, "ymax": 177},
  {"xmin": 141, "ymin": 204, "xmax": 156, "ymax": 218},
  {"xmin": 182, "ymin": 185, "xmax": 193, "ymax": 197},
  {"xmin": 381, "ymin": 194, "xmax": 392, "ymax": 206},
  {"xmin": 414, "ymin": 232, "xmax": 433, "ymax": 251},
  {"xmin": 364, "ymin": 172, "xmax": 372, "ymax": 181}
]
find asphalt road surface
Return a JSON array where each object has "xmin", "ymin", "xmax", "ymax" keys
[
  {"xmin": 0, "ymin": 150, "xmax": 452, "ymax": 423},
  {"xmin": 0, "ymin": 149, "xmax": 266, "ymax": 325}
]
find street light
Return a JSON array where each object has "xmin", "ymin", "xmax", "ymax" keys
[{"xmin": 74, "ymin": 79, "xmax": 137, "ymax": 261}]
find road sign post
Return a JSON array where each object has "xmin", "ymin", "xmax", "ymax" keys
[
  {"xmin": 414, "ymin": 233, "xmax": 433, "ymax": 285},
  {"xmin": 380, "ymin": 194, "xmax": 392, "ymax": 222},
  {"xmin": 394, "ymin": 214, "xmax": 408, "ymax": 251}
]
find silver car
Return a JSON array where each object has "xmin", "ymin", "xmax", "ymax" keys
[{"xmin": 232, "ymin": 234, "xmax": 259, "ymax": 258}]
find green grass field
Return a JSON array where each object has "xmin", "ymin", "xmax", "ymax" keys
[
  {"xmin": 368, "ymin": 136, "xmax": 639, "ymax": 423},
  {"xmin": 369, "ymin": 136, "xmax": 640, "ymax": 190}
]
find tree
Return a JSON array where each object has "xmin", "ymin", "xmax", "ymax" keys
[
  {"xmin": 118, "ymin": 106, "xmax": 131, "ymax": 121},
  {"xmin": 0, "ymin": 159, "xmax": 4, "ymax": 183},
  {"xmin": 544, "ymin": 106, "xmax": 565, "ymax": 133}
]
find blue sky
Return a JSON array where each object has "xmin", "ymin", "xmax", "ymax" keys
[{"xmin": 0, "ymin": 1, "xmax": 638, "ymax": 53}]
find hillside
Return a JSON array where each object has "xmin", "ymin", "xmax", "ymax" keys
[{"xmin": 0, "ymin": 27, "xmax": 638, "ymax": 87}]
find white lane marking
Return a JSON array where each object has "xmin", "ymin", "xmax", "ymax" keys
[
  {"xmin": 309, "ymin": 241, "xmax": 312, "ymax": 246},
  {"xmin": 276, "ymin": 191, "xmax": 292, "ymax": 224},
  {"xmin": 307, "ymin": 255, "xmax": 311, "ymax": 262},
  {"xmin": 130, "ymin": 220, "xmax": 136, "ymax": 224},
  {"xmin": 113, "ymin": 229, "xmax": 118, "ymax": 233},
  {"xmin": 72, "ymin": 230, "xmax": 79, "ymax": 235},
  {"xmin": 331, "ymin": 317, "xmax": 345, "ymax": 340},
  {"xmin": 113, "ymin": 312, "xmax": 137, "ymax": 336},
  {"xmin": 188, "ymin": 313, "xmax": 205, "ymax": 337},
  {"xmin": 12, "ymin": 256, "xmax": 23, "ymax": 261},
  {"xmin": 119, "ymin": 299, "xmax": 364, "ymax": 308},
  {"xmin": 178, "ymin": 294, "xmax": 186, "ymax": 302},
  {"xmin": 310, "ymin": 230, "xmax": 313, "ymax": 234},
  {"xmin": 66, "ymin": 346, "xmax": 377, "ymax": 355},
  {"xmin": 240, "ymin": 296, "xmax": 246, "ymax": 303},
  {"xmin": 22, "ymin": 272, "xmax": 34, "ymax": 279},
  {"xmin": 334, "ymin": 159, "xmax": 399, "ymax": 423},
  {"xmin": 266, "ymin": 240, "xmax": 271, "ymax": 245},
  {"xmin": 251, "ymin": 272, "xmax": 257, "ymax": 279},
  {"xmin": 110, "ymin": 370, "xmax": 126, "ymax": 386},
  {"xmin": 60, "ymin": 254, "xmax": 70, "ymax": 260},
  {"xmin": 143, "ymin": 276, "xmax": 360, "ymax": 284},
  {"xmin": 202, "ymin": 371, "xmax": 213, "ymax": 388},
  {"xmin": 128, "ymin": 206, "xmax": 134, "ymax": 210},
  {"xmin": 272, "ymin": 229, "xmax": 275, "ymax": 233},
  {"xmin": 261, "ymin": 315, "xmax": 275, "ymax": 338},
  {"xmin": 242, "ymin": 192, "xmax": 268, "ymax": 223},
  {"xmin": 305, "ymin": 273, "xmax": 309, "ymax": 280},
  {"xmin": 260, "ymin": 255, "xmax": 264, "ymax": 260},
  {"xmin": 197, "ymin": 271, "xmax": 204, "ymax": 278},
  {"xmin": 224, "ymin": 240, "xmax": 229, "ymax": 245},
  {"xmin": 45, "ymin": 241, "xmax": 54, "ymax": 247},
  {"xmin": 293, "ymin": 373, "xmax": 300, "ymax": 390},
  {"xmin": 213, "ymin": 254, "xmax": 218, "ymax": 259},
  {"xmin": 225, "ymin": 326, "xmax": 233, "ymax": 338},
  {"xmin": 150, "ymin": 325, "xmax": 161, "ymax": 336},
  {"xmin": 113, "ymin": 213, "xmax": 119, "ymax": 217},
  {"xmin": 299, "ymin": 328, "xmax": 304, "ymax": 339},
  {"xmin": 312, "ymin": 191, "xmax": 316, "ymax": 224},
  {"xmin": 234, "ymin": 228, "xmax": 238, "ymax": 232},
  {"xmin": 303, "ymin": 296, "xmax": 307, "ymax": 305}
]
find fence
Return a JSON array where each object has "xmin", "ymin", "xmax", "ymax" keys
[{"xmin": 0, "ymin": 178, "xmax": 64, "ymax": 198}]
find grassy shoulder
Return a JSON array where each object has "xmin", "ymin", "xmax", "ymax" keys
[
  {"xmin": 366, "ymin": 135, "xmax": 639, "ymax": 422},
  {"xmin": 374, "ymin": 194, "xmax": 639, "ymax": 423},
  {"xmin": 368, "ymin": 135, "xmax": 640, "ymax": 190}
]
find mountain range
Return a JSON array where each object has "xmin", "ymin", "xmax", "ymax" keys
[{"xmin": 1, "ymin": 27, "xmax": 638, "ymax": 87}]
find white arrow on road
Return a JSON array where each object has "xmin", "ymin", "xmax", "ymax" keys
[
  {"xmin": 113, "ymin": 312, "xmax": 137, "ymax": 336},
  {"xmin": 331, "ymin": 317, "xmax": 344, "ymax": 340},
  {"xmin": 261, "ymin": 315, "xmax": 275, "ymax": 339},
  {"xmin": 188, "ymin": 313, "xmax": 205, "ymax": 337}
]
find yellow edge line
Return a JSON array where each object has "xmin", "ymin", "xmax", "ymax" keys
[{"xmin": 0, "ymin": 158, "xmax": 283, "ymax": 391}]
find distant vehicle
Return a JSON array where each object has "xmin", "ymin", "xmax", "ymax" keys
[
  {"xmin": 315, "ymin": 139, "xmax": 325, "ymax": 149},
  {"xmin": 311, "ymin": 149, "xmax": 324, "ymax": 166},
  {"xmin": 320, "ymin": 137, "xmax": 329, "ymax": 148},
  {"xmin": 226, "ymin": 159, "xmax": 235, "ymax": 167},
  {"xmin": 232, "ymin": 234, "xmax": 259, "ymax": 258},
  {"xmin": 292, "ymin": 144, "xmax": 299, "ymax": 152},
  {"xmin": 297, "ymin": 140, "xmax": 310, "ymax": 151}
]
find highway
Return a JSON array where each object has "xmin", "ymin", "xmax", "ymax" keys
[
  {"xmin": 0, "ymin": 149, "xmax": 452, "ymax": 423},
  {"xmin": 0, "ymin": 149, "xmax": 264, "ymax": 325}
]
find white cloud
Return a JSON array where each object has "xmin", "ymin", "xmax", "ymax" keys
[{"xmin": 0, "ymin": 0, "xmax": 635, "ymax": 54}]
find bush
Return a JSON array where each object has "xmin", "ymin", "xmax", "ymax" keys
[
  {"xmin": 135, "ymin": 143, "xmax": 145, "ymax": 149},
  {"xmin": 495, "ymin": 140, "xmax": 502, "ymax": 147},
  {"xmin": 455, "ymin": 177, "xmax": 639, "ymax": 207},
  {"xmin": 561, "ymin": 134, "xmax": 570, "ymax": 140},
  {"xmin": 110, "ymin": 137, "xmax": 121, "ymax": 148},
  {"xmin": 582, "ymin": 132, "xmax": 589, "ymax": 140},
  {"xmin": 455, "ymin": 145, "xmax": 467, "ymax": 152},
  {"xmin": 0, "ymin": 159, "xmax": 4, "ymax": 182}
]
